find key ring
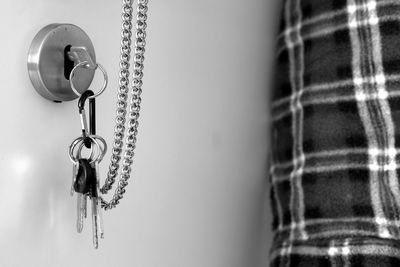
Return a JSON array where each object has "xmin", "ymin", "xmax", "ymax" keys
[
  {"xmin": 69, "ymin": 137, "xmax": 85, "ymax": 164},
  {"xmin": 69, "ymin": 61, "xmax": 108, "ymax": 99},
  {"xmin": 69, "ymin": 135, "xmax": 107, "ymax": 164},
  {"xmin": 82, "ymin": 135, "xmax": 107, "ymax": 163},
  {"xmin": 69, "ymin": 136, "xmax": 98, "ymax": 164},
  {"xmin": 91, "ymin": 135, "xmax": 107, "ymax": 163},
  {"xmin": 69, "ymin": 136, "xmax": 104, "ymax": 164}
]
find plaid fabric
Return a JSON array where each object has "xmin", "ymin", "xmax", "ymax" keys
[{"xmin": 270, "ymin": 0, "xmax": 400, "ymax": 266}]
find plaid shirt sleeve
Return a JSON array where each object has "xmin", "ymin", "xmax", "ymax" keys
[{"xmin": 270, "ymin": 0, "xmax": 400, "ymax": 266}]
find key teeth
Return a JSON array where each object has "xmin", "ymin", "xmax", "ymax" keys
[
  {"xmin": 76, "ymin": 193, "xmax": 87, "ymax": 233},
  {"xmin": 83, "ymin": 195, "xmax": 88, "ymax": 219},
  {"xmin": 97, "ymin": 199, "xmax": 105, "ymax": 239}
]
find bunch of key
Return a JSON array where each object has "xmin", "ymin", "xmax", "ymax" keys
[{"xmin": 69, "ymin": 90, "xmax": 107, "ymax": 249}]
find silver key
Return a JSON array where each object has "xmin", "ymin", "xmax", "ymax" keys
[
  {"xmin": 76, "ymin": 193, "xmax": 87, "ymax": 233},
  {"xmin": 91, "ymin": 162, "xmax": 100, "ymax": 249},
  {"xmin": 95, "ymin": 163, "xmax": 104, "ymax": 239},
  {"xmin": 74, "ymin": 159, "xmax": 90, "ymax": 233},
  {"xmin": 91, "ymin": 197, "xmax": 99, "ymax": 249}
]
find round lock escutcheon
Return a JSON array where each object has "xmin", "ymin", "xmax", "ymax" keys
[{"xmin": 27, "ymin": 24, "xmax": 96, "ymax": 102}]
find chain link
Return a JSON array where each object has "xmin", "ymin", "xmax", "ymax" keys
[{"xmin": 100, "ymin": 0, "xmax": 148, "ymax": 210}]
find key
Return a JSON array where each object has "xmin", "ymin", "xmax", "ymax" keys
[
  {"xmin": 91, "ymin": 199, "xmax": 99, "ymax": 248},
  {"xmin": 74, "ymin": 159, "xmax": 92, "ymax": 194},
  {"xmin": 98, "ymin": 196, "xmax": 104, "ymax": 239},
  {"xmin": 89, "ymin": 163, "xmax": 99, "ymax": 249},
  {"xmin": 76, "ymin": 193, "xmax": 86, "ymax": 233},
  {"xmin": 70, "ymin": 160, "xmax": 79, "ymax": 196},
  {"xmin": 94, "ymin": 162, "xmax": 104, "ymax": 239},
  {"xmin": 74, "ymin": 158, "xmax": 93, "ymax": 233}
]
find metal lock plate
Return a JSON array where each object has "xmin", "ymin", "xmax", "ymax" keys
[{"xmin": 27, "ymin": 24, "xmax": 96, "ymax": 102}]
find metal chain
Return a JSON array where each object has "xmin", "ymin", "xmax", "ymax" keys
[{"xmin": 100, "ymin": 0, "xmax": 148, "ymax": 210}]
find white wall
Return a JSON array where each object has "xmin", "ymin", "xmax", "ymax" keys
[{"xmin": 0, "ymin": 1, "xmax": 279, "ymax": 266}]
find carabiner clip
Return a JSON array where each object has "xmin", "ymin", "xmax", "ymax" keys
[{"xmin": 78, "ymin": 90, "xmax": 95, "ymax": 148}]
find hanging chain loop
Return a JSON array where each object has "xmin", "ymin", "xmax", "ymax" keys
[{"xmin": 100, "ymin": 0, "xmax": 148, "ymax": 210}]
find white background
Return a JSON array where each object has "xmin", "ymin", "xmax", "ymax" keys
[{"xmin": 0, "ymin": 0, "xmax": 280, "ymax": 266}]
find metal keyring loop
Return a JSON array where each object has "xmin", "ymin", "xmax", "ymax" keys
[
  {"xmin": 69, "ymin": 136, "xmax": 103, "ymax": 164},
  {"xmin": 69, "ymin": 136, "xmax": 84, "ymax": 163},
  {"xmin": 91, "ymin": 135, "xmax": 108, "ymax": 163},
  {"xmin": 76, "ymin": 141, "xmax": 97, "ymax": 163},
  {"xmin": 76, "ymin": 137, "xmax": 101, "ymax": 164},
  {"xmin": 69, "ymin": 136, "xmax": 93, "ymax": 163},
  {"xmin": 69, "ymin": 61, "xmax": 108, "ymax": 99}
]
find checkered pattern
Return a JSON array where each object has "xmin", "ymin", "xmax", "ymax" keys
[{"xmin": 270, "ymin": 0, "xmax": 400, "ymax": 266}]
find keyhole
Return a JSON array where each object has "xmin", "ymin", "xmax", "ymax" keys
[{"xmin": 64, "ymin": 45, "xmax": 74, "ymax": 80}]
